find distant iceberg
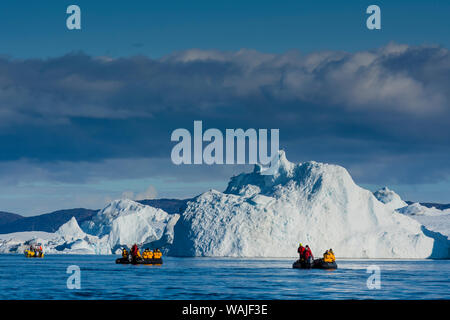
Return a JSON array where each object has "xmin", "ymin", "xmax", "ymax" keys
[
  {"xmin": 81, "ymin": 199, "xmax": 180, "ymax": 253},
  {"xmin": 0, "ymin": 201, "xmax": 180, "ymax": 255},
  {"xmin": 396, "ymin": 202, "xmax": 450, "ymax": 248}
]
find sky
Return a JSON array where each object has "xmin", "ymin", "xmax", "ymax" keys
[{"xmin": 0, "ymin": 0, "xmax": 449, "ymax": 216}]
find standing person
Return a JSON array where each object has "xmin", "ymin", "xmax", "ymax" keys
[
  {"xmin": 131, "ymin": 244, "xmax": 138, "ymax": 259},
  {"xmin": 304, "ymin": 245, "xmax": 314, "ymax": 265},
  {"xmin": 297, "ymin": 243, "xmax": 305, "ymax": 261}
]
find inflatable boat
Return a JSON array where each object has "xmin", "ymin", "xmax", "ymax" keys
[
  {"xmin": 116, "ymin": 257, "xmax": 163, "ymax": 265},
  {"xmin": 292, "ymin": 258, "xmax": 337, "ymax": 270},
  {"xmin": 24, "ymin": 250, "xmax": 44, "ymax": 258}
]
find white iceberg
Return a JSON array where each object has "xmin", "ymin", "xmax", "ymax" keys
[
  {"xmin": 81, "ymin": 199, "xmax": 180, "ymax": 252},
  {"xmin": 171, "ymin": 151, "xmax": 449, "ymax": 258}
]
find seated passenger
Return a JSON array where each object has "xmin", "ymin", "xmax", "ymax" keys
[
  {"xmin": 323, "ymin": 250, "xmax": 333, "ymax": 263},
  {"xmin": 143, "ymin": 249, "xmax": 153, "ymax": 259},
  {"xmin": 122, "ymin": 248, "xmax": 128, "ymax": 258},
  {"xmin": 153, "ymin": 248, "xmax": 162, "ymax": 259},
  {"xmin": 329, "ymin": 249, "xmax": 336, "ymax": 262}
]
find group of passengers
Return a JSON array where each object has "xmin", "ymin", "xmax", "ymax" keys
[
  {"xmin": 121, "ymin": 244, "xmax": 162, "ymax": 261},
  {"xmin": 297, "ymin": 243, "xmax": 335, "ymax": 264}
]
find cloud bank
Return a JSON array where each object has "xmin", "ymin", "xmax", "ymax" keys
[{"xmin": 0, "ymin": 43, "xmax": 449, "ymax": 213}]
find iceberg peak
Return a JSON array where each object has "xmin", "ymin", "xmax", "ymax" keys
[
  {"xmin": 56, "ymin": 216, "xmax": 86, "ymax": 239},
  {"xmin": 226, "ymin": 150, "xmax": 354, "ymax": 199},
  {"xmin": 373, "ymin": 187, "xmax": 407, "ymax": 210}
]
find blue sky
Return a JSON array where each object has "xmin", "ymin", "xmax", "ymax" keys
[
  {"xmin": 0, "ymin": 0, "xmax": 449, "ymax": 58},
  {"xmin": 0, "ymin": 1, "xmax": 449, "ymax": 216}
]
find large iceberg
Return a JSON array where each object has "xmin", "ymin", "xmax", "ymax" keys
[{"xmin": 171, "ymin": 151, "xmax": 449, "ymax": 258}]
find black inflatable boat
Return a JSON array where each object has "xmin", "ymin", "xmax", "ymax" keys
[
  {"xmin": 292, "ymin": 258, "xmax": 337, "ymax": 270},
  {"xmin": 116, "ymin": 257, "xmax": 163, "ymax": 265}
]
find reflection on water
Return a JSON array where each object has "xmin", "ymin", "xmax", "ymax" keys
[{"xmin": 0, "ymin": 255, "xmax": 449, "ymax": 299}]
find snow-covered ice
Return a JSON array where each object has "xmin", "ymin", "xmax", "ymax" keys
[{"xmin": 396, "ymin": 202, "xmax": 450, "ymax": 242}]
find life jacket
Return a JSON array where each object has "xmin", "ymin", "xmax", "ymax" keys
[
  {"xmin": 122, "ymin": 249, "xmax": 128, "ymax": 258},
  {"xmin": 298, "ymin": 246, "xmax": 305, "ymax": 256},
  {"xmin": 144, "ymin": 250, "xmax": 153, "ymax": 259},
  {"xmin": 329, "ymin": 252, "xmax": 335, "ymax": 262},
  {"xmin": 153, "ymin": 250, "xmax": 162, "ymax": 259}
]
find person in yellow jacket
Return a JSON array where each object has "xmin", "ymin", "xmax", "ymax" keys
[
  {"xmin": 122, "ymin": 248, "xmax": 128, "ymax": 258},
  {"xmin": 323, "ymin": 250, "xmax": 330, "ymax": 262},
  {"xmin": 323, "ymin": 249, "xmax": 336, "ymax": 263},
  {"xmin": 328, "ymin": 249, "xmax": 335, "ymax": 262},
  {"xmin": 153, "ymin": 248, "xmax": 162, "ymax": 259},
  {"xmin": 143, "ymin": 249, "xmax": 154, "ymax": 259}
]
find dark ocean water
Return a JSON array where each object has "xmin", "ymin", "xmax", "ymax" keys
[{"xmin": 0, "ymin": 255, "xmax": 448, "ymax": 300}]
